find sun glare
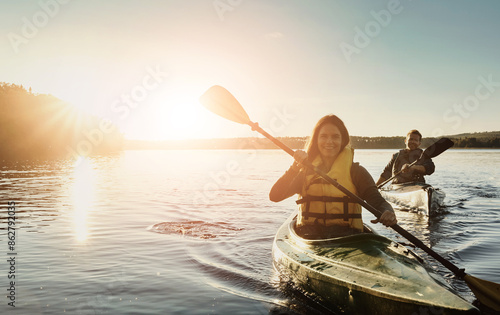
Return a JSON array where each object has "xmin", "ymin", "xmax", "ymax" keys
[
  {"xmin": 71, "ymin": 157, "xmax": 96, "ymax": 242},
  {"xmin": 152, "ymin": 90, "xmax": 206, "ymax": 140}
]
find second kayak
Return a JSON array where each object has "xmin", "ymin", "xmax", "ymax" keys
[{"xmin": 380, "ymin": 182, "xmax": 446, "ymax": 216}]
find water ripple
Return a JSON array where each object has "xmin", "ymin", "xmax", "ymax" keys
[{"xmin": 148, "ymin": 220, "xmax": 243, "ymax": 239}]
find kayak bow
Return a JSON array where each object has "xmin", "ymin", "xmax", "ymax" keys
[
  {"xmin": 380, "ymin": 182, "xmax": 446, "ymax": 216},
  {"xmin": 272, "ymin": 213, "xmax": 479, "ymax": 314}
]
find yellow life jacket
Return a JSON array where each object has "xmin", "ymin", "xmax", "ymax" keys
[{"xmin": 296, "ymin": 145, "xmax": 363, "ymax": 231}]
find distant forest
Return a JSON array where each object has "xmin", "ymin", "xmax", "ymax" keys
[
  {"xmin": 350, "ymin": 133, "xmax": 500, "ymax": 149},
  {"xmin": 1, "ymin": 82, "xmax": 498, "ymax": 162},
  {"xmin": 125, "ymin": 132, "xmax": 500, "ymax": 151},
  {"xmin": 1, "ymin": 82, "xmax": 123, "ymax": 161}
]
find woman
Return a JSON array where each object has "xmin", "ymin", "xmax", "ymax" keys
[{"xmin": 269, "ymin": 115, "xmax": 397, "ymax": 239}]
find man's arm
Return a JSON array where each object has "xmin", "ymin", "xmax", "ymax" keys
[
  {"xmin": 404, "ymin": 157, "xmax": 435, "ymax": 175},
  {"xmin": 376, "ymin": 152, "xmax": 399, "ymax": 186},
  {"xmin": 376, "ymin": 175, "xmax": 387, "ymax": 186},
  {"xmin": 420, "ymin": 157, "xmax": 435, "ymax": 175}
]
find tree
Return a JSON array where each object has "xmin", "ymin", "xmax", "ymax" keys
[{"xmin": 0, "ymin": 82, "xmax": 123, "ymax": 161}]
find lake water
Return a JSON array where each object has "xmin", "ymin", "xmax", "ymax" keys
[{"xmin": 0, "ymin": 149, "xmax": 499, "ymax": 314}]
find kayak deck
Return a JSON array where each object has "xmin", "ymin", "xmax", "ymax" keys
[
  {"xmin": 272, "ymin": 214, "xmax": 479, "ymax": 314},
  {"xmin": 380, "ymin": 182, "xmax": 446, "ymax": 216}
]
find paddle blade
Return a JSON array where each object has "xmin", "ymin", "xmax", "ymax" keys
[
  {"xmin": 464, "ymin": 274, "xmax": 500, "ymax": 311},
  {"xmin": 422, "ymin": 137, "xmax": 454, "ymax": 159},
  {"xmin": 199, "ymin": 85, "xmax": 251, "ymax": 125}
]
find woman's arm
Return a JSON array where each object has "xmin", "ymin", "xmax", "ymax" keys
[
  {"xmin": 269, "ymin": 165, "xmax": 304, "ymax": 202},
  {"xmin": 353, "ymin": 163, "xmax": 397, "ymax": 226}
]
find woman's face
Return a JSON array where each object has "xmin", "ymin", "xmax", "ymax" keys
[{"xmin": 317, "ymin": 123, "xmax": 342, "ymax": 161}]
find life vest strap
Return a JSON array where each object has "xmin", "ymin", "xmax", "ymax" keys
[
  {"xmin": 296, "ymin": 196, "xmax": 355, "ymax": 204},
  {"xmin": 302, "ymin": 212, "xmax": 362, "ymax": 220},
  {"xmin": 297, "ymin": 195, "xmax": 360, "ymax": 222}
]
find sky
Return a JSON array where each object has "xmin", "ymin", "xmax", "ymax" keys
[{"xmin": 1, "ymin": 0, "xmax": 500, "ymax": 141}]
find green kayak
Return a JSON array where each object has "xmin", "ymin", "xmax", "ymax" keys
[{"xmin": 272, "ymin": 213, "xmax": 479, "ymax": 314}]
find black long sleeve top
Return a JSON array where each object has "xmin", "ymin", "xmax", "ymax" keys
[
  {"xmin": 269, "ymin": 163, "xmax": 394, "ymax": 215},
  {"xmin": 379, "ymin": 149, "xmax": 435, "ymax": 184}
]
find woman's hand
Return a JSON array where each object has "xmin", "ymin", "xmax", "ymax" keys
[
  {"xmin": 291, "ymin": 150, "xmax": 308, "ymax": 171},
  {"xmin": 293, "ymin": 150, "xmax": 308, "ymax": 163},
  {"xmin": 370, "ymin": 210, "xmax": 397, "ymax": 226}
]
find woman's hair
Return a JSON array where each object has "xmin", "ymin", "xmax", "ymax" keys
[{"xmin": 305, "ymin": 115, "xmax": 350, "ymax": 159}]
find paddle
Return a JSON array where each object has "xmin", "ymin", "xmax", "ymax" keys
[
  {"xmin": 199, "ymin": 85, "xmax": 500, "ymax": 311},
  {"xmin": 376, "ymin": 138, "xmax": 455, "ymax": 189}
]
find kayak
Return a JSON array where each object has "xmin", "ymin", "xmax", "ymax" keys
[
  {"xmin": 272, "ymin": 213, "xmax": 479, "ymax": 314},
  {"xmin": 380, "ymin": 182, "xmax": 446, "ymax": 216}
]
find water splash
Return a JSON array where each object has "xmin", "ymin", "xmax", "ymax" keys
[{"xmin": 148, "ymin": 220, "xmax": 243, "ymax": 239}]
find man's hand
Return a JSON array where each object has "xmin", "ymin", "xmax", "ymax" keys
[
  {"xmin": 401, "ymin": 163, "xmax": 413, "ymax": 173},
  {"xmin": 401, "ymin": 164, "xmax": 425, "ymax": 174}
]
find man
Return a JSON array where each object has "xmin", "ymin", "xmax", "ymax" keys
[{"xmin": 376, "ymin": 130, "xmax": 435, "ymax": 186}]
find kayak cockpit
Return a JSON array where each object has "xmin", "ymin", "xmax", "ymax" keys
[{"xmin": 272, "ymin": 213, "xmax": 479, "ymax": 314}]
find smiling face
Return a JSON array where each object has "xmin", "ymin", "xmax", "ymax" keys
[
  {"xmin": 405, "ymin": 133, "xmax": 421, "ymax": 150},
  {"xmin": 317, "ymin": 123, "xmax": 343, "ymax": 162}
]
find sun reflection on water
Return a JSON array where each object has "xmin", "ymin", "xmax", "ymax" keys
[{"xmin": 71, "ymin": 157, "xmax": 96, "ymax": 242}]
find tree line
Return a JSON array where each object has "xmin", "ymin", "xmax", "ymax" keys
[
  {"xmin": 243, "ymin": 136, "xmax": 500, "ymax": 149},
  {"xmin": 124, "ymin": 135, "xmax": 500, "ymax": 150},
  {"xmin": 351, "ymin": 136, "xmax": 500, "ymax": 149},
  {"xmin": 1, "ymin": 81, "xmax": 497, "ymax": 162},
  {"xmin": 1, "ymin": 82, "xmax": 123, "ymax": 161}
]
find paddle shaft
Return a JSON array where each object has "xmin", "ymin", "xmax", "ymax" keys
[
  {"xmin": 311, "ymin": 162, "xmax": 466, "ymax": 278},
  {"xmin": 200, "ymin": 86, "xmax": 499, "ymax": 309},
  {"xmin": 248, "ymin": 121, "xmax": 466, "ymax": 278},
  {"xmin": 248, "ymin": 122, "xmax": 295, "ymax": 156},
  {"xmin": 376, "ymin": 158, "xmax": 420, "ymax": 189},
  {"xmin": 377, "ymin": 138, "xmax": 454, "ymax": 189}
]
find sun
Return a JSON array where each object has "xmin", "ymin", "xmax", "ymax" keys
[
  {"xmin": 152, "ymin": 90, "xmax": 206, "ymax": 140},
  {"xmin": 126, "ymin": 85, "xmax": 233, "ymax": 141},
  {"xmin": 167, "ymin": 99, "xmax": 202, "ymax": 138}
]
